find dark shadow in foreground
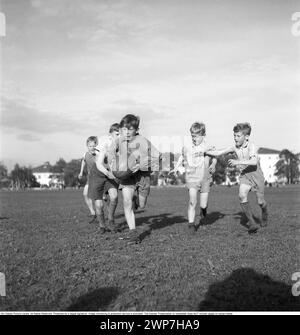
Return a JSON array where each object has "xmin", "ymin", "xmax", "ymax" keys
[
  {"xmin": 66, "ymin": 287, "xmax": 119, "ymax": 311},
  {"xmin": 199, "ymin": 212, "xmax": 225, "ymax": 226},
  {"xmin": 198, "ymin": 268, "xmax": 300, "ymax": 311}
]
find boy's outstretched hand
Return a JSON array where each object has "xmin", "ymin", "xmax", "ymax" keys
[{"xmin": 228, "ymin": 159, "xmax": 238, "ymax": 167}]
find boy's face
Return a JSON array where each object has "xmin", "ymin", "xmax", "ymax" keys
[
  {"xmin": 234, "ymin": 131, "xmax": 249, "ymax": 147},
  {"xmin": 87, "ymin": 141, "xmax": 97, "ymax": 154},
  {"xmin": 121, "ymin": 126, "xmax": 137, "ymax": 141},
  {"xmin": 110, "ymin": 130, "xmax": 119, "ymax": 140},
  {"xmin": 190, "ymin": 131, "xmax": 204, "ymax": 146}
]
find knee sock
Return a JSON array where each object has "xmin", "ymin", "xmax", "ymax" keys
[
  {"xmin": 97, "ymin": 211, "xmax": 105, "ymax": 226},
  {"xmin": 240, "ymin": 202, "xmax": 256, "ymax": 226},
  {"xmin": 108, "ymin": 199, "xmax": 118, "ymax": 221},
  {"xmin": 200, "ymin": 207, "xmax": 207, "ymax": 217}
]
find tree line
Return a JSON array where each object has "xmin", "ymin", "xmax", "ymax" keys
[{"xmin": 0, "ymin": 149, "xmax": 299, "ymax": 189}]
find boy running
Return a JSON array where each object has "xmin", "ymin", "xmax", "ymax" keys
[
  {"xmin": 170, "ymin": 122, "xmax": 217, "ymax": 231},
  {"xmin": 78, "ymin": 136, "xmax": 99, "ymax": 224},
  {"xmin": 108, "ymin": 114, "xmax": 161, "ymax": 244},
  {"xmin": 207, "ymin": 123, "xmax": 268, "ymax": 234}
]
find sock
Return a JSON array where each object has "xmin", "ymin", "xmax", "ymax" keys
[
  {"xmin": 240, "ymin": 202, "xmax": 256, "ymax": 226},
  {"xmin": 200, "ymin": 207, "xmax": 207, "ymax": 217},
  {"xmin": 259, "ymin": 201, "xmax": 268, "ymax": 221},
  {"xmin": 108, "ymin": 199, "xmax": 118, "ymax": 221},
  {"xmin": 97, "ymin": 211, "xmax": 105, "ymax": 227},
  {"xmin": 259, "ymin": 201, "xmax": 267, "ymax": 211}
]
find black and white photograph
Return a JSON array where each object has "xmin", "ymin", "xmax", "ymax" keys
[{"xmin": 0, "ymin": 0, "xmax": 299, "ymax": 315}]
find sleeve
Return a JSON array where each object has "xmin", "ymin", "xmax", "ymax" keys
[
  {"xmin": 146, "ymin": 138, "xmax": 162, "ymax": 172},
  {"xmin": 248, "ymin": 143, "xmax": 258, "ymax": 159},
  {"xmin": 82, "ymin": 152, "xmax": 87, "ymax": 161}
]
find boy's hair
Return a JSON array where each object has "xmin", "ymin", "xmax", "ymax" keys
[
  {"xmin": 119, "ymin": 114, "xmax": 140, "ymax": 130},
  {"xmin": 86, "ymin": 136, "xmax": 98, "ymax": 145},
  {"xmin": 109, "ymin": 123, "xmax": 120, "ymax": 133},
  {"xmin": 233, "ymin": 123, "xmax": 252, "ymax": 135},
  {"xmin": 190, "ymin": 122, "xmax": 206, "ymax": 136}
]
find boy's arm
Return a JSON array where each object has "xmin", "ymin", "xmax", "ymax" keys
[
  {"xmin": 206, "ymin": 146, "xmax": 234, "ymax": 157},
  {"xmin": 78, "ymin": 155, "xmax": 86, "ymax": 179},
  {"xmin": 170, "ymin": 154, "xmax": 183, "ymax": 174},
  {"xmin": 228, "ymin": 143, "xmax": 258, "ymax": 167},
  {"xmin": 208, "ymin": 157, "xmax": 217, "ymax": 173},
  {"xmin": 95, "ymin": 151, "xmax": 115, "ymax": 179}
]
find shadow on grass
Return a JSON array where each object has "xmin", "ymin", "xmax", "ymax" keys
[
  {"xmin": 115, "ymin": 213, "xmax": 186, "ymax": 233},
  {"xmin": 66, "ymin": 287, "xmax": 119, "ymax": 311},
  {"xmin": 199, "ymin": 212, "xmax": 225, "ymax": 226},
  {"xmin": 198, "ymin": 268, "xmax": 300, "ymax": 311},
  {"xmin": 136, "ymin": 213, "xmax": 186, "ymax": 230}
]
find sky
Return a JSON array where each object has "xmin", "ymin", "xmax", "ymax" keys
[{"xmin": 0, "ymin": 0, "xmax": 299, "ymax": 170}]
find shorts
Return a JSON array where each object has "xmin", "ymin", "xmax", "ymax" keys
[
  {"xmin": 186, "ymin": 166, "xmax": 212, "ymax": 193},
  {"xmin": 88, "ymin": 177, "xmax": 119, "ymax": 200},
  {"xmin": 119, "ymin": 171, "xmax": 151, "ymax": 197},
  {"xmin": 240, "ymin": 169, "xmax": 265, "ymax": 199}
]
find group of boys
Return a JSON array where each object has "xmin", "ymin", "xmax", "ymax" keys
[{"xmin": 79, "ymin": 114, "xmax": 268, "ymax": 244}]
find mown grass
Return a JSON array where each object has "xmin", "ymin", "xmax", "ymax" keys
[{"xmin": 0, "ymin": 185, "xmax": 299, "ymax": 311}]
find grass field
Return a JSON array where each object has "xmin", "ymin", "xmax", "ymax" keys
[{"xmin": 0, "ymin": 185, "xmax": 299, "ymax": 311}]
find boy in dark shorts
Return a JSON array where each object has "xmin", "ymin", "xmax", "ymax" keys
[
  {"xmin": 207, "ymin": 123, "xmax": 268, "ymax": 234},
  {"xmin": 108, "ymin": 114, "xmax": 161, "ymax": 243}
]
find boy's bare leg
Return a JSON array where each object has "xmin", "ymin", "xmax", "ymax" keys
[
  {"xmin": 257, "ymin": 194, "xmax": 268, "ymax": 226},
  {"xmin": 95, "ymin": 199, "xmax": 106, "ymax": 233},
  {"xmin": 122, "ymin": 187, "xmax": 140, "ymax": 243},
  {"xmin": 122, "ymin": 187, "xmax": 136, "ymax": 230},
  {"xmin": 239, "ymin": 184, "xmax": 259, "ymax": 233},
  {"xmin": 138, "ymin": 194, "xmax": 148, "ymax": 209},
  {"xmin": 83, "ymin": 184, "xmax": 95, "ymax": 215},
  {"xmin": 107, "ymin": 188, "xmax": 118, "ymax": 231},
  {"xmin": 188, "ymin": 188, "xmax": 198, "ymax": 228}
]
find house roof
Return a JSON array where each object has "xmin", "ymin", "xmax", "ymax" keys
[
  {"xmin": 32, "ymin": 162, "xmax": 52, "ymax": 173},
  {"xmin": 258, "ymin": 147, "xmax": 280, "ymax": 155}
]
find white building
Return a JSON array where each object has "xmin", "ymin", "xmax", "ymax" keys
[
  {"xmin": 258, "ymin": 147, "xmax": 280, "ymax": 184},
  {"xmin": 32, "ymin": 162, "xmax": 64, "ymax": 188}
]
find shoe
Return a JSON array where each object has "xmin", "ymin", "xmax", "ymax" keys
[
  {"xmin": 126, "ymin": 229, "xmax": 141, "ymax": 244},
  {"xmin": 107, "ymin": 219, "xmax": 118, "ymax": 233},
  {"xmin": 99, "ymin": 226, "xmax": 106, "ymax": 234},
  {"xmin": 248, "ymin": 222, "xmax": 259, "ymax": 234},
  {"xmin": 187, "ymin": 222, "xmax": 194, "ymax": 229},
  {"xmin": 88, "ymin": 214, "xmax": 97, "ymax": 224},
  {"xmin": 193, "ymin": 222, "xmax": 200, "ymax": 232}
]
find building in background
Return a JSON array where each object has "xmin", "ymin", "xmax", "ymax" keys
[
  {"xmin": 32, "ymin": 162, "xmax": 64, "ymax": 188},
  {"xmin": 258, "ymin": 147, "xmax": 280, "ymax": 184}
]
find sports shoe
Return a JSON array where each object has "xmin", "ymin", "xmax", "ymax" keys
[
  {"xmin": 127, "ymin": 229, "xmax": 141, "ymax": 244},
  {"xmin": 107, "ymin": 219, "xmax": 118, "ymax": 233},
  {"xmin": 88, "ymin": 214, "xmax": 97, "ymax": 224},
  {"xmin": 99, "ymin": 226, "xmax": 106, "ymax": 234},
  {"xmin": 187, "ymin": 222, "xmax": 195, "ymax": 230},
  {"xmin": 248, "ymin": 222, "xmax": 259, "ymax": 234}
]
